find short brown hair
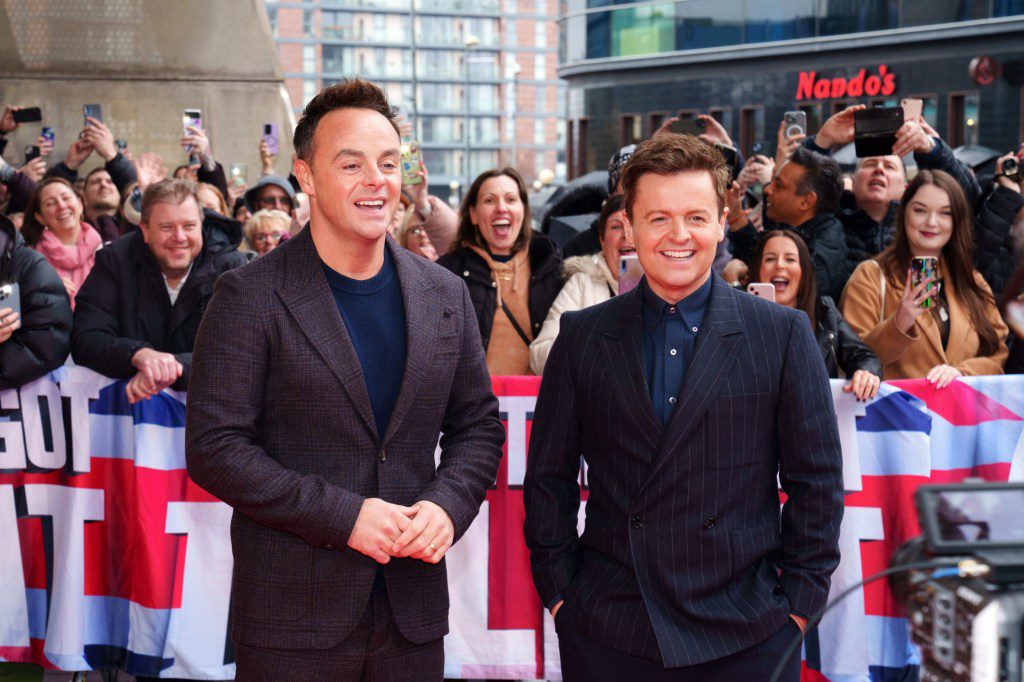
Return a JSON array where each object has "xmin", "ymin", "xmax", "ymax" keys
[
  {"xmin": 456, "ymin": 168, "xmax": 533, "ymax": 255},
  {"xmin": 293, "ymin": 79, "xmax": 400, "ymax": 164},
  {"xmin": 619, "ymin": 134, "xmax": 729, "ymax": 218},
  {"xmin": 141, "ymin": 178, "xmax": 202, "ymax": 225}
]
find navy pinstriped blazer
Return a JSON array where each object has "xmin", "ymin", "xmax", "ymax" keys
[{"xmin": 523, "ymin": 274, "xmax": 844, "ymax": 668}]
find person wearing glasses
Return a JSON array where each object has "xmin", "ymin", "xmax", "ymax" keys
[
  {"xmin": 243, "ymin": 175, "xmax": 296, "ymax": 218},
  {"xmin": 244, "ymin": 209, "xmax": 291, "ymax": 257}
]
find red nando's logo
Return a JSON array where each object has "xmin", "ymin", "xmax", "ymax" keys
[{"xmin": 796, "ymin": 65, "xmax": 897, "ymax": 101}]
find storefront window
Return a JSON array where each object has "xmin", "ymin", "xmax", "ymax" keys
[
  {"xmin": 743, "ymin": 0, "xmax": 816, "ymax": 43},
  {"xmin": 948, "ymin": 92, "xmax": 980, "ymax": 147},
  {"xmin": 620, "ymin": 114, "xmax": 643, "ymax": 146}
]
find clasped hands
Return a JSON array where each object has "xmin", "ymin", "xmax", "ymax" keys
[
  {"xmin": 347, "ymin": 498, "xmax": 454, "ymax": 565},
  {"xmin": 127, "ymin": 348, "xmax": 183, "ymax": 404}
]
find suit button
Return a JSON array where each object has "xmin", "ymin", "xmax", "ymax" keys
[
  {"xmin": 631, "ymin": 515, "xmax": 644, "ymax": 529},
  {"xmin": 379, "ymin": 448, "xmax": 387, "ymax": 462},
  {"xmin": 703, "ymin": 516, "xmax": 716, "ymax": 529},
  {"xmin": 325, "ymin": 543, "xmax": 335, "ymax": 550},
  {"xmin": 463, "ymin": 270, "xmax": 470, "ymax": 277}
]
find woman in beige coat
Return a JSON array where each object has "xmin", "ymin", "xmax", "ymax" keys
[{"xmin": 841, "ymin": 170, "xmax": 1008, "ymax": 386}]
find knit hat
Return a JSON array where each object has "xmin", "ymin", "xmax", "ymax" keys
[
  {"xmin": 243, "ymin": 175, "xmax": 296, "ymax": 213},
  {"xmin": 607, "ymin": 144, "xmax": 637, "ymax": 194}
]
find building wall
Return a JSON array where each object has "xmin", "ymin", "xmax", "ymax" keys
[{"xmin": 266, "ymin": 0, "xmax": 565, "ymax": 198}]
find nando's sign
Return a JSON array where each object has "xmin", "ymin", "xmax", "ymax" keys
[{"xmin": 796, "ymin": 64, "xmax": 898, "ymax": 101}]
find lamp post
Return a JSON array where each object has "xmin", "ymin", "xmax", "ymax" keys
[
  {"xmin": 504, "ymin": 57, "xmax": 520, "ymax": 170},
  {"xmin": 463, "ymin": 33, "xmax": 479, "ymax": 190}
]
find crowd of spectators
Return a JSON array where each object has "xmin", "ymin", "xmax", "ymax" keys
[{"xmin": 1, "ymin": 92, "xmax": 1023, "ymax": 399}]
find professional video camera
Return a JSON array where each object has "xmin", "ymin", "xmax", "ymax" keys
[{"xmin": 891, "ymin": 481, "xmax": 1024, "ymax": 681}]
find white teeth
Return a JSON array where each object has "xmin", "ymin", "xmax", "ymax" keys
[
  {"xmin": 355, "ymin": 200, "xmax": 384, "ymax": 207},
  {"xmin": 662, "ymin": 250, "xmax": 694, "ymax": 259},
  {"xmin": 492, "ymin": 220, "xmax": 511, "ymax": 227}
]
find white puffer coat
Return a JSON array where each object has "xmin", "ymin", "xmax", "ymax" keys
[{"xmin": 529, "ymin": 253, "xmax": 617, "ymax": 374}]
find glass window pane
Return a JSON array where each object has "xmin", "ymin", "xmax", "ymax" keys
[
  {"xmin": 743, "ymin": 0, "xmax": 816, "ymax": 44},
  {"xmin": 963, "ymin": 94, "xmax": 980, "ymax": 146},
  {"xmin": 819, "ymin": 0, "xmax": 897, "ymax": 36},
  {"xmin": 902, "ymin": 0, "xmax": 987, "ymax": 26},
  {"xmin": 611, "ymin": 3, "xmax": 675, "ymax": 57},
  {"xmin": 675, "ymin": 0, "xmax": 741, "ymax": 50}
]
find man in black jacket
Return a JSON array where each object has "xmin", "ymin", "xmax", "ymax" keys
[
  {"xmin": 762, "ymin": 147, "xmax": 851, "ymax": 301},
  {"xmin": 0, "ymin": 212, "xmax": 72, "ymax": 389},
  {"xmin": 71, "ymin": 178, "xmax": 247, "ymax": 402},
  {"xmin": 975, "ymin": 153, "xmax": 1024, "ymax": 299}
]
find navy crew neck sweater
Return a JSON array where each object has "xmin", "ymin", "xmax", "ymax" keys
[{"xmin": 322, "ymin": 248, "xmax": 407, "ymax": 439}]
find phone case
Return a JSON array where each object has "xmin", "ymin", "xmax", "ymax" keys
[
  {"xmin": 911, "ymin": 257, "xmax": 939, "ymax": 309},
  {"xmin": 854, "ymin": 107, "xmax": 903, "ymax": 158},
  {"xmin": 401, "ymin": 143, "xmax": 423, "ymax": 185},
  {"xmin": 0, "ymin": 283, "xmax": 21, "ymax": 317}
]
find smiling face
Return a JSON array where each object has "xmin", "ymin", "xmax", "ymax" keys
[
  {"xmin": 469, "ymin": 174, "xmax": 525, "ymax": 255},
  {"xmin": 294, "ymin": 107, "xmax": 401, "ymax": 246},
  {"xmin": 139, "ymin": 196, "xmax": 204, "ymax": 280},
  {"xmin": 599, "ymin": 208, "xmax": 634, "ymax": 280},
  {"xmin": 36, "ymin": 182, "xmax": 83, "ymax": 238},
  {"xmin": 622, "ymin": 170, "xmax": 725, "ymax": 303},
  {"xmin": 84, "ymin": 170, "xmax": 119, "ymax": 213},
  {"xmin": 758, "ymin": 234, "xmax": 803, "ymax": 308},
  {"xmin": 904, "ymin": 182, "xmax": 953, "ymax": 258},
  {"xmin": 853, "ymin": 155, "xmax": 906, "ymax": 208}
]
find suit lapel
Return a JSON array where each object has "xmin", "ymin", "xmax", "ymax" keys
[
  {"xmin": 275, "ymin": 229, "xmax": 379, "ymax": 440},
  {"xmin": 382, "ymin": 240, "xmax": 439, "ymax": 446},
  {"xmin": 641, "ymin": 277, "xmax": 744, "ymax": 489},
  {"xmin": 602, "ymin": 286, "xmax": 663, "ymax": 450}
]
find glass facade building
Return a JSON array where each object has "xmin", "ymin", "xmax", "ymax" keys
[
  {"xmin": 558, "ymin": 0, "xmax": 1024, "ymax": 179},
  {"xmin": 266, "ymin": 0, "xmax": 566, "ymax": 196}
]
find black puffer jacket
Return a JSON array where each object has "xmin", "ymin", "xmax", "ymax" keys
[
  {"xmin": 71, "ymin": 210, "xmax": 248, "ymax": 390},
  {"xmin": 815, "ymin": 296, "xmax": 882, "ymax": 379},
  {"xmin": 973, "ymin": 185, "xmax": 1024, "ymax": 300},
  {"xmin": 796, "ymin": 212, "xmax": 852, "ymax": 303},
  {"xmin": 0, "ymin": 213, "xmax": 72, "ymax": 389},
  {"xmin": 836, "ymin": 191, "xmax": 900, "ymax": 270},
  {"xmin": 437, "ymin": 232, "xmax": 563, "ymax": 349}
]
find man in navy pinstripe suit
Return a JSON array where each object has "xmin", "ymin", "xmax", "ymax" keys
[{"xmin": 523, "ymin": 134, "xmax": 844, "ymax": 681}]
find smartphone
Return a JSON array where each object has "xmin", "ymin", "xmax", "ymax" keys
[
  {"xmin": 82, "ymin": 104, "xmax": 102, "ymax": 126},
  {"xmin": 911, "ymin": 256, "xmax": 940, "ymax": 309},
  {"xmin": 23, "ymin": 145, "xmax": 40, "ymax": 164},
  {"xmin": 263, "ymin": 122, "xmax": 279, "ymax": 156},
  {"xmin": 41, "ymin": 126, "xmax": 55, "ymax": 144},
  {"xmin": 401, "ymin": 141, "xmax": 424, "ymax": 185},
  {"xmin": 230, "ymin": 162, "xmax": 248, "ymax": 187},
  {"xmin": 744, "ymin": 189, "xmax": 761, "ymax": 209},
  {"xmin": 1006, "ymin": 300, "xmax": 1024, "ymax": 338},
  {"xmin": 12, "ymin": 107, "xmax": 42, "ymax": 124},
  {"xmin": 182, "ymin": 108, "xmax": 202, "ymax": 154},
  {"xmin": 714, "ymin": 143, "xmax": 741, "ymax": 180},
  {"xmin": 901, "ymin": 98, "xmax": 923, "ymax": 123},
  {"xmin": 783, "ymin": 111, "xmax": 807, "ymax": 138},
  {"xmin": 618, "ymin": 254, "xmax": 644, "ymax": 295},
  {"xmin": 669, "ymin": 117, "xmax": 705, "ymax": 137},
  {"xmin": 0, "ymin": 283, "xmax": 21, "ymax": 318},
  {"xmin": 854, "ymin": 107, "xmax": 903, "ymax": 158},
  {"xmin": 747, "ymin": 283, "xmax": 776, "ymax": 303}
]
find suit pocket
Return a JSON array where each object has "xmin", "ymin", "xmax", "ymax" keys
[
  {"xmin": 231, "ymin": 527, "xmax": 314, "ymax": 623},
  {"xmin": 705, "ymin": 394, "xmax": 766, "ymax": 469},
  {"xmin": 422, "ymin": 559, "xmax": 450, "ymax": 612},
  {"xmin": 726, "ymin": 522, "xmax": 783, "ymax": 621}
]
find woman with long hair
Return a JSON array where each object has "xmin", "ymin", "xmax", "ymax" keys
[
  {"xmin": 750, "ymin": 229, "xmax": 882, "ymax": 400},
  {"xmin": 22, "ymin": 177, "xmax": 102, "ymax": 308},
  {"xmin": 436, "ymin": 168, "xmax": 562, "ymax": 375},
  {"xmin": 841, "ymin": 170, "xmax": 1008, "ymax": 386}
]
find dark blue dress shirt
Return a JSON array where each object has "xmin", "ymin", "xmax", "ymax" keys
[{"xmin": 642, "ymin": 274, "xmax": 714, "ymax": 424}]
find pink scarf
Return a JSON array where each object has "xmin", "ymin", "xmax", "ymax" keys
[{"xmin": 35, "ymin": 222, "xmax": 102, "ymax": 307}]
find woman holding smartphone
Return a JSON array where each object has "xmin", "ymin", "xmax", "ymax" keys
[
  {"xmin": 841, "ymin": 170, "xmax": 1008, "ymax": 386},
  {"xmin": 750, "ymin": 229, "xmax": 882, "ymax": 400}
]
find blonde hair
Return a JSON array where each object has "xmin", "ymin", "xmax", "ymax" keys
[{"xmin": 244, "ymin": 209, "xmax": 291, "ymax": 250}]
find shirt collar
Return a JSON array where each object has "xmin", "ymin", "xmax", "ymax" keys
[{"xmin": 641, "ymin": 273, "xmax": 714, "ymax": 335}]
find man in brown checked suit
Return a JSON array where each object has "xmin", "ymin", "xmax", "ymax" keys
[{"xmin": 185, "ymin": 80, "xmax": 505, "ymax": 680}]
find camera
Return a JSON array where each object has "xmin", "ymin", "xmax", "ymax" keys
[
  {"xmin": 1002, "ymin": 156, "xmax": 1022, "ymax": 183},
  {"xmin": 891, "ymin": 481, "xmax": 1024, "ymax": 681}
]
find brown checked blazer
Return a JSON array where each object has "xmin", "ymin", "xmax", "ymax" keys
[{"xmin": 185, "ymin": 228, "xmax": 505, "ymax": 650}]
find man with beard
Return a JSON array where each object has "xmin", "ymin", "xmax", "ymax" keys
[{"xmin": 82, "ymin": 168, "xmax": 122, "ymax": 239}]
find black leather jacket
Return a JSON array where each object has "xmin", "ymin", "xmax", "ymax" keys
[{"xmin": 815, "ymin": 296, "xmax": 882, "ymax": 379}]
